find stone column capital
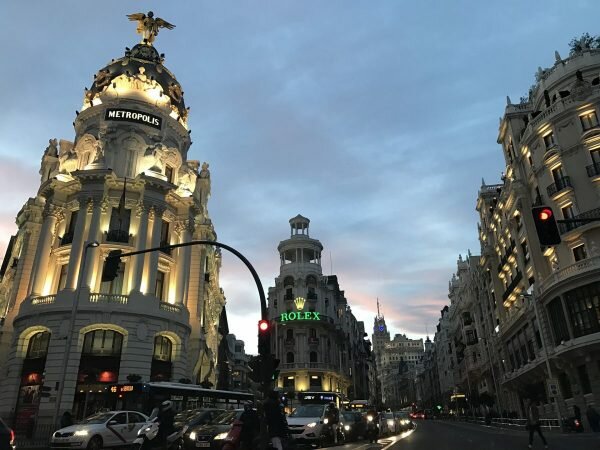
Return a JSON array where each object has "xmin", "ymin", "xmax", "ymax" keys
[
  {"xmin": 42, "ymin": 202, "xmax": 64, "ymax": 220},
  {"xmin": 149, "ymin": 203, "xmax": 167, "ymax": 220}
]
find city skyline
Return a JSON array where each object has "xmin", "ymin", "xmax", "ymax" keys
[{"xmin": 1, "ymin": 1, "xmax": 599, "ymax": 352}]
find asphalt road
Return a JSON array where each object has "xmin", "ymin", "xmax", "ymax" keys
[{"xmin": 334, "ymin": 420, "xmax": 599, "ymax": 450}]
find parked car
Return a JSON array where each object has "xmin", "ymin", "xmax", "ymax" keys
[
  {"xmin": 50, "ymin": 411, "xmax": 148, "ymax": 450},
  {"xmin": 182, "ymin": 410, "xmax": 244, "ymax": 450},
  {"xmin": 0, "ymin": 418, "xmax": 15, "ymax": 450},
  {"xmin": 341, "ymin": 411, "xmax": 366, "ymax": 441}
]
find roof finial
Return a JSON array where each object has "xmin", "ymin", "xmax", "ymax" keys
[
  {"xmin": 506, "ymin": 95, "xmax": 512, "ymax": 105},
  {"xmin": 127, "ymin": 11, "xmax": 175, "ymax": 45}
]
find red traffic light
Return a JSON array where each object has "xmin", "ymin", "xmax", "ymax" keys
[
  {"xmin": 258, "ymin": 319, "xmax": 270, "ymax": 332},
  {"xmin": 539, "ymin": 208, "xmax": 553, "ymax": 221}
]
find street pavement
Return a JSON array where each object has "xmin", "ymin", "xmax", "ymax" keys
[{"xmin": 335, "ymin": 420, "xmax": 599, "ymax": 450}]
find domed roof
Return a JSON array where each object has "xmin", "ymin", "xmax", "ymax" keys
[{"xmin": 85, "ymin": 43, "xmax": 187, "ymax": 120}]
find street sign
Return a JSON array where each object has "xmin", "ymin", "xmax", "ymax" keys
[{"xmin": 547, "ymin": 378, "xmax": 559, "ymax": 397}]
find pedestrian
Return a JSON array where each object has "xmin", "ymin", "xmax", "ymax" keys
[
  {"xmin": 586, "ymin": 404, "xmax": 600, "ymax": 432},
  {"xmin": 239, "ymin": 401, "xmax": 260, "ymax": 449},
  {"xmin": 157, "ymin": 400, "xmax": 175, "ymax": 449},
  {"xmin": 60, "ymin": 411, "xmax": 73, "ymax": 429},
  {"xmin": 526, "ymin": 399, "xmax": 547, "ymax": 449},
  {"xmin": 264, "ymin": 391, "xmax": 288, "ymax": 450},
  {"xmin": 325, "ymin": 402, "xmax": 340, "ymax": 444}
]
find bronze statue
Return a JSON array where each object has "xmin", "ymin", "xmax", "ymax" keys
[{"xmin": 127, "ymin": 11, "xmax": 175, "ymax": 45}]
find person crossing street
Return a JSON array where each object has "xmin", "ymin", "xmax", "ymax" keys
[{"xmin": 526, "ymin": 399, "xmax": 548, "ymax": 449}]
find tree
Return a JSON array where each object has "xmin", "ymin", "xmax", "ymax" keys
[{"xmin": 569, "ymin": 33, "xmax": 600, "ymax": 55}]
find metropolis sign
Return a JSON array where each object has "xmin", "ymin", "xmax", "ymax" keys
[
  {"xmin": 104, "ymin": 108, "xmax": 162, "ymax": 129},
  {"xmin": 280, "ymin": 311, "xmax": 321, "ymax": 322}
]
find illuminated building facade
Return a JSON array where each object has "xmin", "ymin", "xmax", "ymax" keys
[
  {"xmin": 0, "ymin": 20, "xmax": 226, "ymax": 429},
  {"xmin": 372, "ymin": 310, "xmax": 424, "ymax": 408},
  {"xmin": 267, "ymin": 215, "xmax": 374, "ymax": 400}
]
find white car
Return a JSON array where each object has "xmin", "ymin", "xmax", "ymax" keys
[
  {"xmin": 287, "ymin": 404, "xmax": 329, "ymax": 447},
  {"xmin": 50, "ymin": 411, "xmax": 148, "ymax": 450}
]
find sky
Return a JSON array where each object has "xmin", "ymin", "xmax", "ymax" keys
[{"xmin": 1, "ymin": 1, "xmax": 598, "ymax": 353}]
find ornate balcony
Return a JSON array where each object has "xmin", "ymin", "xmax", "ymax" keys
[
  {"xmin": 537, "ymin": 255, "xmax": 600, "ymax": 296},
  {"xmin": 546, "ymin": 176, "xmax": 572, "ymax": 198},
  {"xmin": 558, "ymin": 207, "xmax": 600, "ymax": 234},
  {"xmin": 105, "ymin": 229, "xmax": 132, "ymax": 244}
]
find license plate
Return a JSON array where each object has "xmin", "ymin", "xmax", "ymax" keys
[{"xmin": 195, "ymin": 443, "xmax": 210, "ymax": 448}]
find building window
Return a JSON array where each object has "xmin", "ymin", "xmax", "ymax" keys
[
  {"xmin": 153, "ymin": 336, "xmax": 172, "ymax": 362},
  {"xmin": 521, "ymin": 240, "xmax": 530, "ymax": 264},
  {"xmin": 286, "ymin": 329, "xmax": 293, "ymax": 340},
  {"xmin": 26, "ymin": 331, "xmax": 50, "ymax": 359},
  {"xmin": 543, "ymin": 132, "xmax": 556, "ymax": 150},
  {"xmin": 565, "ymin": 281, "xmax": 600, "ymax": 337},
  {"xmin": 57, "ymin": 264, "xmax": 68, "ymax": 292},
  {"xmin": 155, "ymin": 271, "xmax": 166, "ymax": 300},
  {"xmin": 165, "ymin": 166, "xmax": 174, "ymax": 183},
  {"xmin": 551, "ymin": 165, "xmax": 565, "ymax": 184},
  {"xmin": 108, "ymin": 207, "xmax": 131, "ymax": 243},
  {"xmin": 82, "ymin": 330, "xmax": 123, "ymax": 356},
  {"xmin": 309, "ymin": 328, "xmax": 316, "ymax": 339},
  {"xmin": 572, "ymin": 244, "xmax": 588, "ymax": 262},
  {"xmin": 558, "ymin": 372, "xmax": 573, "ymax": 399},
  {"xmin": 61, "ymin": 210, "xmax": 78, "ymax": 246},
  {"xmin": 124, "ymin": 150, "xmax": 137, "ymax": 177},
  {"xmin": 309, "ymin": 351, "xmax": 318, "ymax": 363},
  {"xmin": 547, "ymin": 297, "xmax": 570, "ymax": 345},
  {"xmin": 577, "ymin": 364, "xmax": 592, "ymax": 394},
  {"xmin": 580, "ymin": 111, "xmax": 599, "ymax": 131},
  {"xmin": 160, "ymin": 220, "xmax": 170, "ymax": 246},
  {"xmin": 286, "ymin": 352, "xmax": 294, "ymax": 363}
]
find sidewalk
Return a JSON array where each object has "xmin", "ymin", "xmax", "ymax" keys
[{"xmin": 453, "ymin": 416, "xmax": 599, "ymax": 437}]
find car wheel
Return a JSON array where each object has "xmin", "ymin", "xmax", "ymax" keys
[{"xmin": 87, "ymin": 436, "xmax": 103, "ymax": 450}]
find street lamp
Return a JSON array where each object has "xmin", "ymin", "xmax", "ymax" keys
[{"xmin": 52, "ymin": 240, "xmax": 99, "ymax": 428}]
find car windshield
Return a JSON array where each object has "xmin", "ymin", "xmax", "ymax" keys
[
  {"xmin": 290, "ymin": 405, "xmax": 325, "ymax": 418},
  {"xmin": 80, "ymin": 413, "xmax": 114, "ymax": 424},
  {"xmin": 175, "ymin": 410, "xmax": 197, "ymax": 422},
  {"xmin": 210, "ymin": 410, "xmax": 242, "ymax": 425},
  {"xmin": 384, "ymin": 413, "xmax": 394, "ymax": 419},
  {"xmin": 342, "ymin": 413, "xmax": 357, "ymax": 422}
]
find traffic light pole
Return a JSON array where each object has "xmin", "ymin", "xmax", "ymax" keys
[{"xmin": 111, "ymin": 240, "xmax": 268, "ymax": 320}]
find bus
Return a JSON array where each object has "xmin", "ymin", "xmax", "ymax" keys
[
  {"xmin": 108, "ymin": 382, "xmax": 254, "ymax": 415},
  {"xmin": 297, "ymin": 391, "xmax": 345, "ymax": 409}
]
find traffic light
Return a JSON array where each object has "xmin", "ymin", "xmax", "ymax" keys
[
  {"xmin": 248, "ymin": 355, "xmax": 263, "ymax": 383},
  {"xmin": 40, "ymin": 385, "xmax": 52, "ymax": 398},
  {"xmin": 263, "ymin": 354, "xmax": 280, "ymax": 382},
  {"xmin": 532, "ymin": 206, "xmax": 561, "ymax": 246},
  {"xmin": 258, "ymin": 319, "xmax": 271, "ymax": 356},
  {"xmin": 101, "ymin": 250, "xmax": 123, "ymax": 282}
]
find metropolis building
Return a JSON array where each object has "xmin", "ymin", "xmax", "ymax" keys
[
  {"xmin": 0, "ymin": 18, "xmax": 228, "ymax": 429},
  {"xmin": 267, "ymin": 215, "xmax": 374, "ymax": 402}
]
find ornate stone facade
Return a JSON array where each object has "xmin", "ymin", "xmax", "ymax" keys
[{"xmin": 0, "ymin": 24, "xmax": 226, "ymax": 430}]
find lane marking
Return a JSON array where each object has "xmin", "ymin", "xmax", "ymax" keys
[{"xmin": 380, "ymin": 424, "xmax": 417, "ymax": 450}]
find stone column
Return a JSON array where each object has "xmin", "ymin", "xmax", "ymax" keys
[
  {"xmin": 64, "ymin": 197, "xmax": 90, "ymax": 290},
  {"xmin": 30, "ymin": 203, "xmax": 63, "ymax": 296},
  {"xmin": 146, "ymin": 205, "xmax": 165, "ymax": 295},
  {"xmin": 84, "ymin": 196, "xmax": 103, "ymax": 288},
  {"xmin": 131, "ymin": 203, "xmax": 150, "ymax": 292},
  {"xmin": 174, "ymin": 220, "xmax": 193, "ymax": 304}
]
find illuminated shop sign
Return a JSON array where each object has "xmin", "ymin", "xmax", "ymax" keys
[
  {"xmin": 105, "ymin": 108, "xmax": 162, "ymax": 129},
  {"xmin": 280, "ymin": 311, "xmax": 320, "ymax": 322},
  {"xmin": 109, "ymin": 385, "xmax": 135, "ymax": 394}
]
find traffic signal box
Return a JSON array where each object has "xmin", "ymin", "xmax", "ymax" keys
[
  {"xmin": 250, "ymin": 320, "xmax": 280, "ymax": 384},
  {"xmin": 532, "ymin": 206, "xmax": 561, "ymax": 246},
  {"xmin": 101, "ymin": 250, "xmax": 123, "ymax": 282}
]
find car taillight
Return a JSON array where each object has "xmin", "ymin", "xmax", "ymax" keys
[
  {"xmin": 574, "ymin": 420, "xmax": 580, "ymax": 427},
  {"xmin": 10, "ymin": 429, "xmax": 15, "ymax": 444}
]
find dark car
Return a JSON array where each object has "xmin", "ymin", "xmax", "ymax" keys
[
  {"xmin": 175, "ymin": 409, "xmax": 226, "ymax": 433},
  {"xmin": 394, "ymin": 411, "xmax": 414, "ymax": 431},
  {"xmin": 182, "ymin": 410, "xmax": 243, "ymax": 450},
  {"xmin": 0, "ymin": 418, "xmax": 15, "ymax": 450},
  {"xmin": 341, "ymin": 412, "xmax": 366, "ymax": 441}
]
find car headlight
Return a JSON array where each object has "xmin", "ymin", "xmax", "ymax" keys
[
  {"xmin": 323, "ymin": 418, "xmax": 329, "ymax": 424},
  {"xmin": 387, "ymin": 420, "xmax": 394, "ymax": 427},
  {"xmin": 214, "ymin": 432, "xmax": 229, "ymax": 440},
  {"xmin": 344, "ymin": 425, "xmax": 350, "ymax": 431},
  {"xmin": 74, "ymin": 430, "xmax": 88, "ymax": 437},
  {"xmin": 306, "ymin": 422, "xmax": 317, "ymax": 428},
  {"xmin": 188, "ymin": 431, "xmax": 197, "ymax": 440},
  {"xmin": 367, "ymin": 415, "xmax": 373, "ymax": 422}
]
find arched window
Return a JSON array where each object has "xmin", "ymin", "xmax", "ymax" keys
[
  {"xmin": 286, "ymin": 329, "xmax": 294, "ymax": 340},
  {"xmin": 26, "ymin": 331, "xmax": 50, "ymax": 359},
  {"xmin": 286, "ymin": 352, "xmax": 294, "ymax": 363},
  {"xmin": 283, "ymin": 276, "xmax": 295, "ymax": 287},
  {"xmin": 309, "ymin": 351, "xmax": 318, "ymax": 363},
  {"xmin": 153, "ymin": 336, "xmax": 172, "ymax": 362},
  {"xmin": 82, "ymin": 330, "xmax": 123, "ymax": 356}
]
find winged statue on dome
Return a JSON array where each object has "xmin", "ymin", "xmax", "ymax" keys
[{"xmin": 127, "ymin": 11, "xmax": 175, "ymax": 45}]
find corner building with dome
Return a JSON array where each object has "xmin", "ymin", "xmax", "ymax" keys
[
  {"xmin": 0, "ymin": 19, "xmax": 228, "ymax": 428},
  {"xmin": 267, "ymin": 215, "xmax": 375, "ymax": 402}
]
